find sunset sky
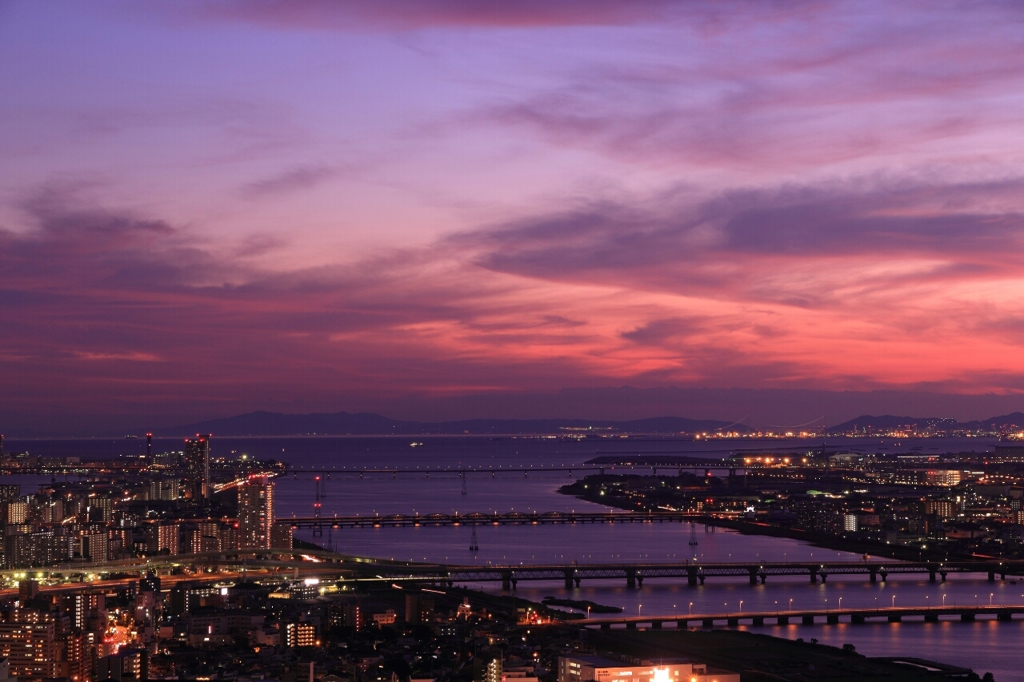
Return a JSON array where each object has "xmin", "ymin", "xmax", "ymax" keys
[{"xmin": 4, "ymin": 1, "xmax": 1024, "ymax": 433}]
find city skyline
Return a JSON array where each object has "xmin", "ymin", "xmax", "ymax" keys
[{"xmin": 4, "ymin": 2, "xmax": 1024, "ymax": 432}]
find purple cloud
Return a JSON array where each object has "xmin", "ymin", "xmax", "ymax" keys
[{"xmin": 240, "ymin": 164, "xmax": 338, "ymax": 198}]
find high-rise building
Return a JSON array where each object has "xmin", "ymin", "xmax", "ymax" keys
[
  {"xmin": 54, "ymin": 630, "xmax": 88, "ymax": 682},
  {"xmin": 4, "ymin": 501, "xmax": 27, "ymax": 524},
  {"xmin": 0, "ymin": 485, "xmax": 20, "ymax": 504},
  {"xmin": 0, "ymin": 609, "xmax": 58, "ymax": 679},
  {"xmin": 183, "ymin": 435, "xmax": 211, "ymax": 500},
  {"xmin": 144, "ymin": 522, "xmax": 180, "ymax": 556},
  {"xmin": 271, "ymin": 522, "xmax": 293, "ymax": 550},
  {"xmin": 237, "ymin": 475, "xmax": 274, "ymax": 550},
  {"xmin": 285, "ymin": 622, "xmax": 316, "ymax": 648},
  {"xmin": 97, "ymin": 648, "xmax": 147, "ymax": 682},
  {"xmin": 478, "ymin": 656, "xmax": 502, "ymax": 682},
  {"xmin": 146, "ymin": 432, "xmax": 153, "ymax": 465}
]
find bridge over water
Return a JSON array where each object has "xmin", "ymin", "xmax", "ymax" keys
[
  {"xmin": 577, "ymin": 604, "xmax": 1024, "ymax": 629},
  {"xmin": 349, "ymin": 558, "xmax": 1024, "ymax": 590},
  {"xmin": 0, "ymin": 461, "xmax": 752, "ymax": 477},
  {"xmin": 280, "ymin": 510, "xmax": 712, "ymax": 529}
]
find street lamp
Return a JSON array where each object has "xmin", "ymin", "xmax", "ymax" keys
[
  {"xmin": 838, "ymin": 597, "xmax": 842, "ymax": 610},
  {"xmin": 638, "ymin": 604, "xmax": 642, "ymax": 618},
  {"xmin": 689, "ymin": 602, "xmax": 693, "ymax": 616},
  {"xmin": 892, "ymin": 595, "xmax": 896, "ymax": 608},
  {"xmin": 990, "ymin": 593, "xmax": 993, "ymax": 606},
  {"xmin": 586, "ymin": 606, "xmax": 591, "ymax": 619},
  {"xmin": 789, "ymin": 598, "xmax": 794, "ymax": 611},
  {"xmin": 740, "ymin": 600, "xmax": 744, "ymax": 613},
  {"xmin": 942, "ymin": 594, "xmax": 946, "ymax": 607}
]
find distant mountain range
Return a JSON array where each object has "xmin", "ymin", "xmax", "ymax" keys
[
  {"xmin": 828, "ymin": 413, "xmax": 1024, "ymax": 433},
  {"xmin": 158, "ymin": 410, "xmax": 742, "ymax": 437}
]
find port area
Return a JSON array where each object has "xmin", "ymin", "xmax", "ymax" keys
[{"xmin": 582, "ymin": 629, "xmax": 978, "ymax": 682}]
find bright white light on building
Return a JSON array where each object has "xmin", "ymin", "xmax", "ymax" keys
[{"xmin": 653, "ymin": 668, "xmax": 671, "ymax": 682}]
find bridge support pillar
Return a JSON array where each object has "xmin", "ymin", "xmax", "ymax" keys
[
  {"xmin": 502, "ymin": 573, "xmax": 512, "ymax": 591},
  {"xmin": 626, "ymin": 569, "xmax": 637, "ymax": 589},
  {"xmin": 702, "ymin": 618, "xmax": 713, "ymax": 628},
  {"xmin": 929, "ymin": 569, "xmax": 936, "ymax": 583},
  {"xmin": 699, "ymin": 575, "xmax": 705, "ymax": 585},
  {"xmin": 802, "ymin": 615, "xmax": 814, "ymax": 625},
  {"xmin": 988, "ymin": 571, "xmax": 995, "ymax": 582},
  {"xmin": 819, "ymin": 573, "xmax": 828, "ymax": 584},
  {"xmin": 998, "ymin": 612, "xmax": 1012, "ymax": 621},
  {"xmin": 851, "ymin": 614, "xmax": 865, "ymax": 624},
  {"xmin": 564, "ymin": 571, "xmax": 573, "ymax": 589},
  {"xmin": 777, "ymin": 615, "xmax": 789, "ymax": 625},
  {"xmin": 962, "ymin": 613, "xmax": 975, "ymax": 622},
  {"xmin": 887, "ymin": 615, "xmax": 901, "ymax": 623},
  {"xmin": 869, "ymin": 569, "xmax": 877, "ymax": 583},
  {"xmin": 809, "ymin": 568, "xmax": 818, "ymax": 584},
  {"xmin": 924, "ymin": 613, "xmax": 938, "ymax": 622},
  {"xmin": 759, "ymin": 573, "xmax": 767, "ymax": 584},
  {"xmin": 749, "ymin": 569, "xmax": 758, "ymax": 585},
  {"xmin": 727, "ymin": 617, "xmax": 739, "ymax": 627},
  {"xmin": 687, "ymin": 568, "xmax": 697, "ymax": 587},
  {"xmin": 574, "ymin": 578, "xmax": 581, "ymax": 587},
  {"xmin": 752, "ymin": 617, "xmax": 764, "ymax": 626},
  {"xmin": 827, "ymin": 614, "xmax": 839, "ymax": 624},
  {"xmin": 625, "ymin": 621, "xmax": 636, "ymax": 629},
  {"xmin": 600, "ymin": 623, "xmax": 610, "ymax": 630},
  {"xmin": 511, "ymin": 579, "xmax": 517, "ymax": 591},
  {"xmin": 940, "ymin": 571, "xmax": 947, "ymax": 582},
  {"xmin": 637, "ymin": 576, "xmax": 644, "ymax": 588},
  {"xmin": 652, "ymin": 621, "xmax": 662, "ymax": 629}
]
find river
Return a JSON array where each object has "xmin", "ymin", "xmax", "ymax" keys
[{"xmin": 5, "ymin": 434, "xmax": 1017, "ymax": 679}]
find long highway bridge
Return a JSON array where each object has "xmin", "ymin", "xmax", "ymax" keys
[
  {"xmin": 279, "ymin": 462, "xmax": 747, "ymax": 475},
  {"xmin": 576, "ymin": 604, "xmax": 1024, "ymax": 629},
  {"xmin": 344, "ymin": 558, "xmax": 1024, "ymax": 590},
  {"xmin": 11, "ymin": 548, "xmax": 1024, "ymax": 596},
  {"xmin": 279, "ymin": 510, "xmax": 713, "ymax": 529},
  {"xmin": 0, "ymin": 461, "xmax": 751, "ymax": 478}
]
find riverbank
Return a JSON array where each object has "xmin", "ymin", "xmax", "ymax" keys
[
  {"xmin": 557, "ymin": 482, "xmax": 979, "ymax": 565},
  {"xmin": 540, "ymin": 597, "xmax": 621, "ymax": 613}
]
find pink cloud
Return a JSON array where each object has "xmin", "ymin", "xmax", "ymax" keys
[
  {"xmin": 185, "ymin": 0, "xmax": 682, "ymax": 31},
  {"xmin": 4, "ymin": 174, "xmax": 1024, "ymax": 432}
]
